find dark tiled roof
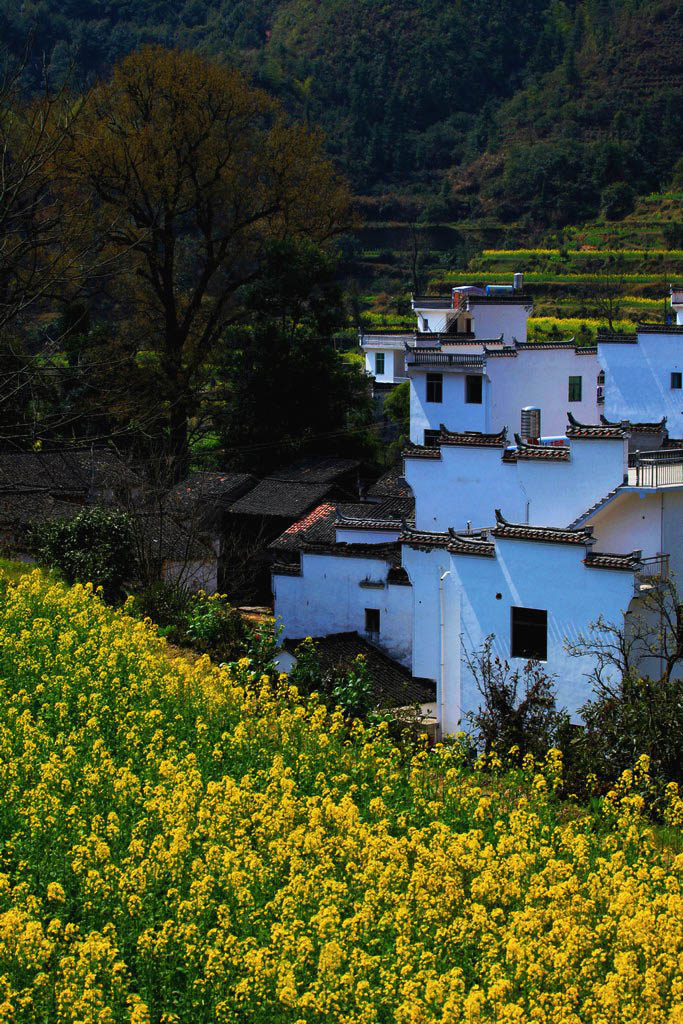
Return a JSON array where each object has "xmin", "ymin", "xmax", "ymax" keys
[
  {"xmin": 366, "ymin": 472, "xmax": 414, "ymax": 499},
  {"xmin": 300, "ymin": 541, "xmax": 401, "ymax": 562},
  {"xmin": 510, "ymin": 435, "xmax": 570, "ymax": 461},
  {"xmin": 283, "ymin": 631, "xmax": 436, "ymax": 706},
  {"xmin": 596, "ymin": 331, "xmax": 638, "ymax": 344},
  {"xmin": 136, "ymin": 512, "xmax": 216, "ymax": 562},
  {"xmin": 268, "ymin": 456, "xmax": 360, "ymax": 483},
  {"xmin": 337, "ymin": 497, "xmax": 414, "ymax": 530},
  {"xmin": 272, "ymin": 562, "xmax": 302, "ymax": 577},
  {"xmin": 566, "ymin": 412, "xmax": 629, "ymax": 439},
  {"xmin": 230, "ymin": 479, "xmax": 333, "ymax": 518},
  {"xmin": 269, "ymin": 502, "xmax": 337, "ymax": 551},
  {"xmin": 637, "ymin": 322, "xmax": 683, "ymax": 335},
  {"xmin": 599, "ymin": 415, "xmax": 667, "ymax": 434},
  {"xmin": 514, "ymin": 341, "xmax": 596, "ymax": 354},
  {"xmin": 0, "ymin": 449, "xmax": 135, "ymax": 495},
  {"xmin": 403, "ymin": 443, "xmax": 441, "ymax": 461},
  {"xmin": 0, "ymin": 491, "xmax": 85, "ymax": 529},
  {"xmin": 440, "ymin": 425, "xmax": 508, "ymax": 448},
  {"xmin": 663, "ymin": 437, "xmax": 683, "ymax": 449},
  {"xmin": 400, "ymin": 525, "xmax": 495, "ymax": 557},
  {"xmin": 168, "ymin": 471, "xmax": 255, "ymax": 505},
  {"xmin": 584, "ymin": 551, "xmax": 642, "ymax": 571},
  {"xmin": 484, "ymin": 346, "xmax": 518, "ymax": 357},
  {"xmin": 492, "ymin": 509, "xmax": 593, "ymax": 546}
]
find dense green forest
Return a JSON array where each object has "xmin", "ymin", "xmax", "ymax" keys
[{"xmin": 2, "ymin": 0, "xmax": 681, "ymax": 226}]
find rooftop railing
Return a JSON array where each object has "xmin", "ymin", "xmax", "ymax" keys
[
  {"xmin": 628, "ymin": 449, "xmax": 683, "ymax": 487},
  {"xmin": 635, "ymin": 554, "xmax": 669, "ymax": 594},
  {"xmin": 405, "ymin": 351, "xmax": 485, "ymax": 369}
]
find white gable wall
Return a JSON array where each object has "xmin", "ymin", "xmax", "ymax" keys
[
  {"xmin": 403, "ymin": 538, "xmax": 635, "ymax": 735},
  {"xmin": 409, "ymin": 372, "xmax": 489, "ymax": 443},
  {"xmin": 589, "ymin": 487, "xmax": 683, "ymax": 577},
  {"xmin": 468, "ymin": 302, "xmax": 530, "ymax": 344},
  {"xmin": 405, "ymin": 437, "xmax": 626, "ymax": 532},
  {"xmin": 599, "ymin": 331, "xmax": 683, "ymax": 425},
  {"xmin": 273, "ymin": 553, "xmax": 413, "ymax": 666},
  {"xmin": 488, "ymin": 349, "xmax": 601, "ymax": 436}
]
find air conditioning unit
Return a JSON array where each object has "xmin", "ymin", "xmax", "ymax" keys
[{"xmin": 521, "ymin": 406, "xmax": 541, "ymax": 441}]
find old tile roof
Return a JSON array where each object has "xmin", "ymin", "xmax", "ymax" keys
[
  {"xmin": 283, "ymin": 631, "xmax": 436, "ymax": 706},
  {"xmin": 300, "ymin": 541, "xmax": 402, "ymax": 562},
  {"xmin": 0, "ymin": 449, "xmax": 136, "ymax": 496},
  {"xmin": 565, "ymin": 412, "xmax": 630, "ymax": 439},
  {"xmin": 400, "ymin": 525, "xmax": 495, "ymax": 557},
  {"xmin": 135, "ymin": 512, "xmax": 217, "ymax": 563},
  {"xmin": 366, "ymin": 471, "xmax": 413, "ymax": 498},
  {"xmin": 0, "ymin": 491, "xmax": 85, "ymax": 530},
  {"xmin": 509, "ymin": 434, "xmax": 570, "ymax": 461},
  {"xmin": 403, "ymin": 443, "xmax": 441, "ymax": 461},
  {"xmin": 387, "ymin": 565, "xmax": 411, "ymax": 585},
  {"xmin": 596, "ymin": 331, "xmax": 638, "ymax": 344},
  {"xmin": 636, "ymin": 322, "xmax": 683, "ymax": 335},
  {"xmin": 584, "ymin": 551, "xmax": 642, "ymax": 571},
  {"xmin": 439, "ymin": 425, "xmax": 508, "ymax": 448},
  {"xmin": 599, "ymin": 415, "xmax": 667, "ymax": 434},
  {"xmin": 230, "ymin": 479, "xmax": 334, "ymax": 518},
  {"xmin": 268, "ymin": 456, "xmax": 360, "ymax": 483},
  {"xmin": 492, "ymin": 509, "xmax": 593, "ymax": 545},
  {"xmin": 337, "ymin": 497, "xmax": 415, "ymax": 528},
  {"xmin": 269, "ymin": 502, "xmax": 337, "ymax": 551},
  {"xmin": 168, "ymin": 471, "xmax": 256, "ymax": 505}
]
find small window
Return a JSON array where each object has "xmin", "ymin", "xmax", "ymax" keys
[
  {"xmin": 465, "ymin": 374, "xmax": 482, "ymax": 404},
  {"xmin": 424, "ymin": 429, "xmax": 440, "ymax": 447},
  {"xmin": 672, "ymin": 372, "xmax": 682, "ymax": 390},
  {"xmin": 511, "ymin": 606, "xmax": 547, "ymax": 660},
  {"xmin": 465, "ymin": 318, "xmax": 472, "ymax": 333},
  {"xmin": 568, "ymin": 375, "xmax": 582, "ymax": 402},
  {"xmin": 426, "ymin": 373, "xmax": 443, "ymax": 403},
  {"xmin": 375, "ymin": 352, "xmax": 385, "ymax": 375},
  {"xmin": 365, "ymin": 608, "xmax": 380, "ymax": 635}
]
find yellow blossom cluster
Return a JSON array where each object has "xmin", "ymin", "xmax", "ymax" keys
[{"xmin": 0, "ymin": 571, "xmax": 681, "ymax": 1023}]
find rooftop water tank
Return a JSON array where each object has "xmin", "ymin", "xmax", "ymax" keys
[
  {"xmin": 485, "ymin": 284, "xmax": 514, "ymax": 296},
  {"xmin": 513, "ymin": 272, "xmax": 524, "ymax": 291},
  {"xmin": 521, "ymin": 406, "xmax": 541, "ymax": 441}
]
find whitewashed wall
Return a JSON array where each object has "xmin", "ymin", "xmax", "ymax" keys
[
  {"xmin": 468, "ymin": 302, "xmax": 530, "ymax": 344},
  {"xmin": 599, "ymin": 330, "xmax": 683, "ymax": 426},
  {"xmin": 488, "ymin": 349, "xmax": 601, "ymax": 436},
  {"xmin": 409, "ymin": 372, "xmax": 489, "ymax": 443},
  {"xmin": 404, "ymin": 537, "xmax": 636, "ymax": 734},
  {"xmin": 405, "ymin": 436, "xmax": 627, "ymax": 532},
  {"xmin": 273, "ymin": 551, "xmax": 413, "ymax": 666}
]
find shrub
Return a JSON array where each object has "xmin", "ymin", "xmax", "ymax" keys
[
  {"xmin": 132, "ymin": 580, "xmax": 193, "ymax": 642},
  {"xmin": 30, "ymin": 505, "xmax": 135, "ymax": 601},
  {"xmin": 465, "ymin": 635, "xmax": 570, "ymax": 760}
]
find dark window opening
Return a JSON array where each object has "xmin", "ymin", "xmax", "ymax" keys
[
  {"xmin": 426, "ymin": 373, "xmax": 443, "ymax": 403},
  {"xmin": 511, "ymin": 606, "xmax": 547, "ymax": 660},
  {"xmin": 424, "ymin": 429, "xmax": 440, "ymax": 448},
  {"xmin": 465, "ymin": 374, "xmax": 483, "ymax": 404},
  {"xmin": 672, "ymin": 372, "xmax": 682, "ymax": 390},
  {"xmin": 365, "ymin": 608, "xmax": 380, "ymax": 635},
  {"xmin": 568, "ymin": 376, "xmax": 582, "ymax": 402},
  {"xmin": 375, "ymin": 352, "xmax": 385, "ymax": 375}
]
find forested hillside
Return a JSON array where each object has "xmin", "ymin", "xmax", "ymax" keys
[{"xmin": 2, "ymin": 0, "xmax": 681, "ymax": 226}]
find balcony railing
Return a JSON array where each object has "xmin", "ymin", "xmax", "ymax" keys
[
  {"xmin": 635, "ymin": 554, "xmax": 669, "ymax": 594},
  {"xmin": 628, "ymin": 449, "xmax": 683, "ymax": 487},
  {"xmin": 406, "ymin": 350, "xmax": 485, "ymax": 369}
]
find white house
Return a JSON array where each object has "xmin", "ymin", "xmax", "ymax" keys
[{"xmin": 273, "ymin": 283, "xmax": 683, "ymax": 736}]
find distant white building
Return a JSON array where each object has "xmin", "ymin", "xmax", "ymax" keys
[{"xmin": 274, "ymin": 282, "xmax": 683, "ymax": 736}]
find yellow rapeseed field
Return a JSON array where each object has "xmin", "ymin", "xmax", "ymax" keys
[{"xmin": 0, "ymin": 571, "xmax": 682, "ymax": 1023}]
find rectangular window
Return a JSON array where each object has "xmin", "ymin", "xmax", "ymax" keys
[
  {"xmin": 426, "ymin": 373, "xmax": 442, "ymax": 403},
  {"xmin": 511, "ymin": 606, "xmax": 547, "ymax": 660},
  {"xmin": 424, "ymin": 429, "xmax": 440, "ymax": 447},
  {"xmin": 465, "ymin": 374, "xmax": 483, "ymax": 404},
  {"xmin": 672, "ymin": 371, "xmax": 682, "ymax": 390},
  {"xmin": 365, "ymin": 608, "xmax": 380, "ymax": 635},
  {"xmin": 568, "ymin": 375, "xmax": 582, "ymax": 402},
  {"xmin": 375, "ymin": 352, "xmax": 385, "ymax": 375}
]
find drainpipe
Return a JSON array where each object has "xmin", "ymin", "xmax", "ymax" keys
[{"xmin": 439, "ymin": 570, "xmax": 451, "ymax": 739}]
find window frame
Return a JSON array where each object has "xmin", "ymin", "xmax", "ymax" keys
[
  {"xmin": 671, "ymin": 371, "xmax": 682, "ymax": 390},
  {"xmin": 465, "ymin": 374, "xmax": 483, "ymax": 404},
  {"xmin": 568, "ymin": 375, "xmax": 582, "ymax": 402},
  {"xmin": 375, "ymin": 351, "xmax": 385, "ymax": 376},
  {"xmin": 423, "ymin": 429, "xmax": 440, "ymax": 448},
  {"xmin": 365, "ymin": 608, "xmax": 380, "ymax": 635},
  {"xmin": 426, "ymin": 373, "xmax": 443, "ymax": 404},
  {"xmin": 510, "ymin": 606, "xmax": 548, "ymax": 661}
]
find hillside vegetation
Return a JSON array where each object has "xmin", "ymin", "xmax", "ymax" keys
[
  {"xmin": 0, "ymin": 570, "xmax": 682, "ymax": 1022},
  {"xmin": 2, "ymin": 1, "xmax": 681, "ymax": 224}
]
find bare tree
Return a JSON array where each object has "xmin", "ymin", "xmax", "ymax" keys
[{"xmin": 565, "ymin": 576, "xmax": 683, "ymax": 686}]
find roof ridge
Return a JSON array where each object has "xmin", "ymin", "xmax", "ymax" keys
[
  {"xmin": 492, "ymin": 508, "xmax": 593, "ymax": 545},
  {"xmin": 566, "ymin": 484, "xmax": 623, "ymax": 529}
]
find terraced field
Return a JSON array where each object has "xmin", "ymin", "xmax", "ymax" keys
[{"xmin": 351, "ymin": 191, "xmax": 683, "ymax": 341}]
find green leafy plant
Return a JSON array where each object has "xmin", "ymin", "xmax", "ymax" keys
[{"xmin": 30, "ymin": 506, "xmax": 136, "ymax": 601}]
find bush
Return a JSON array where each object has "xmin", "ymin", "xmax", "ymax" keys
[
  {"xmin": 132, "ymin": 580, "xmax": 193, "ymax": 642},
  {"xmin": 30, "ymin": 506, "xmax": 136, "ymax": 601},
  {"xmin": 600, "ymin": 181, "xmax": 635, "ymax": 221},
  {"xmin": 465, "ymin": 635, "xmax": 570, "ymax": 760}
]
